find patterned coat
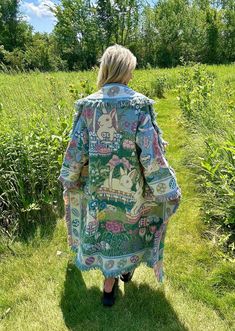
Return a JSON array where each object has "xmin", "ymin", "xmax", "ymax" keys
[{"xmin": 58, "ymin": 82, "xmax": 182, "ymax": 283}]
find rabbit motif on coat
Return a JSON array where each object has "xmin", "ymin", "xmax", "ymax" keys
[
  {"xmin": 97, "ymin": 108, "xmax": 117, "ymax": 141},
  {"xmin": 102, "ymin": 167, "xmax": 137, "ymax": 193}
]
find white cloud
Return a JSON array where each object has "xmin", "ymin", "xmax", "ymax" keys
[
  {"xmin": 22, "ymin": 0, "xmax": 56, "ymax": 18},
  {"xmin": 22, "ymin": 14, "xmax": 31, "ymax": 22}
]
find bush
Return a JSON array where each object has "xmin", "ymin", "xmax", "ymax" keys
[
  {"xmin": 0, "ymin": 78, "xmax": 95, "ymax": 248},
  {"xmin": 150, "ymin": 74, "xmax": 167, "ymax": 98},
  {"xmin": 177, "ymin": 63, "xmax": 235, "ymax": 256},
  {"xmin": 0, "ymin": 120, "xmax": 69, "ymax": 242}
]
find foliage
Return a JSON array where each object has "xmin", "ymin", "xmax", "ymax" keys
[
  {"xmin": 0, "ymin": 0, "xmax": 33, "ymax": 53},
  {"xmin": 0, "ymin": 75, "xmax": 97, "ymax": 245},
  {"xmin": 0, "ymin": 121, "xmax": 69, "ymax": 241},
  {"xmin": 177, "ymin": 63, "xmax": 216, "ymax": 123},
  {"xmin": 1, "ymin": 33, "xmax": 66, "ymax": 72},
  {"xmin": 0, "ymin": 1, "xmax": 235, "ymax": 71},
  {"xmin": 177, "ymin": 63, "xmax": 235, "ymax": 255},
  {"xmin": 150, "ymin": 75, "xmax": 168, "ymax": 98}
]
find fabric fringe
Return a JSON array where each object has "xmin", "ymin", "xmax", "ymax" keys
[
  {"xmin": 57, "ymin": 175, "xmax": 81, "ymax": 190},
  {"xmin": 147, "ymin": 104, "xmax": 167, "ymax": 154},
  {"xmin": 154, "ymin": 186, "xmax": 182, "ymax": 203},
  {"xmin": 73, "ymin": 254, "xmax": 164, "ymax": 283},
  {"xmin": 74, "ymin": 95, "xmax": 155, "ymax": 111}
]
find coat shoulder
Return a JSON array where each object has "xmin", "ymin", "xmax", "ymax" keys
[{"xmin": 73, "ymin": 88, "xmax": 156, "ymax": 110}]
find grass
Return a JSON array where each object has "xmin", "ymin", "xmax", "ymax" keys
[{"xmin": 0, "ymin": 66, "xmax": 235, "ymax": 330}]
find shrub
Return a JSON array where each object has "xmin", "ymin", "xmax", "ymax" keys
[
  {"xmin": 177, "ymin": 63, "xmax": 235, "ymax": 256},
  {"xmin": 150, "ymin": 74, "xmax": 167, "ymax": 98},
  {"xmin": 0, "ymin": 78, "xmax": 95, "ymax": 248},
  {"xmin": 0, "ymin": 120, "xmax": 69, "ymax": 242}
]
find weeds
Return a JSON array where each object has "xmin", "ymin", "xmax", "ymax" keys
[{"xmin": 177, "ymin": 63, "xmax": 235, "ymax": 256}]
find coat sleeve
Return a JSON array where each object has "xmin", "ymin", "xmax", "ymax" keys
[
  {"xmin": 135, "ymin": 105, "xmax": 182, "ymax": 203},
  {"xmin": 57, "ymin": 103, "xmax": 89, "ymax": 190}
]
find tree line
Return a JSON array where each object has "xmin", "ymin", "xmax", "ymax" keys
[{"xmin": 0, "ymin": 0, "xmax": 234, "ymax": 72}]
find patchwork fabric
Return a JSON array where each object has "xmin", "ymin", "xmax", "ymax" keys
[{"xmin": 58, "ymin": 82, "xmax": 182, "ymax": 283}]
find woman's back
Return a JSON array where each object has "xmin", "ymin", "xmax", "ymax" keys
[
  {"xmin": 58, "ymin": 45, "xmax": 181, "ymax": 305},
  {"xmin": 59, "ymin": 81, "xmax": 181, "ymax": 281},
  {"xmin": 76, "ymin": 82, "xmax": 162, "ymax": 201}
]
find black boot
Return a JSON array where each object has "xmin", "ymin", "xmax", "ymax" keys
[
  {"xmin": 120, "ymin": 269, "xmax": 135, "ymax": 283},
  {"xmin": 102, "ymin": 277, "xmax": 119, "ymax": 307}
]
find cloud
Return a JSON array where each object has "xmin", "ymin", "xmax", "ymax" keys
[
  {"xmin": 22, "ymin": 0, "xmax": 56, "ymax": 18},
  {"xmin": 22, "ymin": 14, "xmax": 31, "ymax": 22}
]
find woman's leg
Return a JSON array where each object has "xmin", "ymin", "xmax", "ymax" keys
[{"xmin": 103, "ymin": 277, "xmax": 116, "ymax": 293}]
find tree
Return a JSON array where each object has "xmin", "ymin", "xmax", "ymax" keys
[
  {"xmin": 220, "ymin": 0, "xmax": 235, "ymax": 62},
  {"xmin": 53, "ymin": 0, "xmax": 99, "ymax": 70},
  {"xmin": 0, "ymin": 0, "xmax": 33, "ymax": 52},
  {"xmin": 1, "ymin": 0, "xmax": 234, "ymax": 71},
  {"xmin": 96, "ymin": 0, "xmax": 114, "ymax": 52}
]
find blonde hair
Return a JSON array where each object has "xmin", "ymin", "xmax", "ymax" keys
[{"xmin": 96, "ymin": 44, "xmax": 137, "ymax": 88}]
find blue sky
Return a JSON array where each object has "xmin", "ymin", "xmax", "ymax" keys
[{"xmin": 19, "ymin": 0, "xmax": 59, "ymax": 33}]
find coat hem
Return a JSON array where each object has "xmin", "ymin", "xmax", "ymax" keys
[{"xmin": 73, "ymin": 254, "xmax": 165, "ymax": 283}]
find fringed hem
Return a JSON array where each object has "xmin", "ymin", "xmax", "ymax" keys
[
  {"xmin": 147, "ymin": 104, "xmax": 167, "ymax": 155},
  {"xmin": 73, "ymin": 254, "xmax": 165, "ymax": 284},
  {"xmin": 74, "ymin": 95, "xmax": 155, "ymax": 110},
  {"xmin": 57, "ymin": 175, "xmax": 81, "ymax": 190},
  {"xmin": 154, "ymin": 186, "xmax": 182, "ymax": 203}
]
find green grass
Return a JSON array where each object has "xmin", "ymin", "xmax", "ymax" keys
[{"xmin": 1, "ymin": 66, "xmax": 235, "ymax": 330}]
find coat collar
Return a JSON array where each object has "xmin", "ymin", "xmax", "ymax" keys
[
  {"xmin": 74, "ymin": 82, "xmax": 156, "ymax": 111},
  {"xmin": 87, "ymin": 82, "xmax": 136, "ymax": 100}
]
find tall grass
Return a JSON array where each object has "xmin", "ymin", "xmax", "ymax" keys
[
  {"xmin": 0, "ymin": 65, "xmax": 234, "ymax": 257},
  {"xmin": 176, "ymin": 63, "xmax": 235, "ymax": 255}
]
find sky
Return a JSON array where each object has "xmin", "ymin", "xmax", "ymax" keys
[{"xmin": 19, "ymin": 0, "xmax": 59, "ymax": 33}]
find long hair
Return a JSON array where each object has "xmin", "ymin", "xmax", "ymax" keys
[{"xmin": 96, "ymin": 44, "xmax": 137, "ymax": 89}]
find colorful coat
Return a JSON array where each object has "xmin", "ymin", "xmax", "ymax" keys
[{"xmin": 58, "ymin": 82, "xmax": 182, "ymax": 283}]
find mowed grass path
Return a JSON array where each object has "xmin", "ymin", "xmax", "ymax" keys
[{"xmin": 1, "ymin": 71, "xmax": 234, "ymax": 331}]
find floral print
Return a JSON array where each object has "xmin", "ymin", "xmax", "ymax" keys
[
  {"xmin": 105, "ymin": 220, "xmax": 125, "ymax": 233},
  {"xmin": 156, "ymin": 183, "xmax": 167, "ymax": 194},
  {"xmin": 122, "ymin": 139, "xmax": 135, "ymax": 150}
]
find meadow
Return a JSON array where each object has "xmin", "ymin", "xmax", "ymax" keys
[{"xmin": 0, "ymin": 64, "xmax": 234, "ymax": 330}]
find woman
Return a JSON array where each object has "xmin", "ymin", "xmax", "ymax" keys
[{"xmin": 58, "ymin": 44, "xmax": 182, "ymax": 307}]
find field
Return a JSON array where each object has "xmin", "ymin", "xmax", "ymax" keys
[{"xmin": 0, "ymin": 65, "xmax": 235, "ymax": 330}]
